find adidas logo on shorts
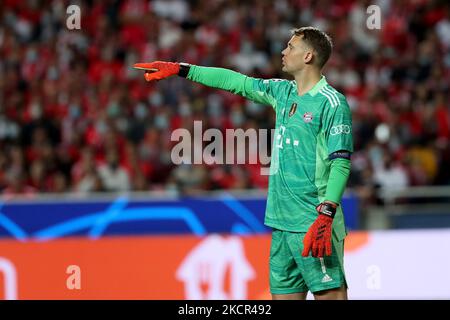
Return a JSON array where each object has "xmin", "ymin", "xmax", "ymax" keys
[{"xmin": 321, "ymin": 274, "xmax": 333, "ymax": 283}]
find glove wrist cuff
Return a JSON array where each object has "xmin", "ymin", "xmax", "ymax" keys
[
  {"xmin": 317, "ymin": 202, "xmax": 337, "ymax": 219},
  {"xmin": 178, "ymin": 62, "xmax": 191, "ymax": 78}
]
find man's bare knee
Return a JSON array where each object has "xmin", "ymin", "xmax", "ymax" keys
[
  {"xmin": 272, "ymin": 292, "xmax": 307, "ymax": 300},
  {"xmin": 313, "ymin": 285, "xmax": 348, "ymax": 300}
]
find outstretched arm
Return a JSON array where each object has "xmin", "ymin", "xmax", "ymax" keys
[
  {"xmin": 184, "ymin": 65, "xmax": 253, "ymax": 98},
  {"xmin": 133, "ymin": 61, "xmax": 280, "ymax": 108}
]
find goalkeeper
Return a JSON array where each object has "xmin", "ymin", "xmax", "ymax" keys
[{"xmin": 135, "ymin": 27, "xmax": 353, "ymax": 300}]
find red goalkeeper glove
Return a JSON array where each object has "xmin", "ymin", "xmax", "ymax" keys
[
  {"xmin": 133, "ymin": 61, "xmax": 180, "ymax": 81},
  {"xmin": 302, "ymin": 202, "xmax": 337, "ymax": 258}
]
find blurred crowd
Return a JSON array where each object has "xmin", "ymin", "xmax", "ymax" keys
[{"xmin": 0, "ymin": 0, "xmax": 449, "ymax": 202}]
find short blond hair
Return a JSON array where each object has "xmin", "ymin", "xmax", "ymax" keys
[{"xmin": 292, "ymin": 27, "xmax": 333, "ymax": 68}]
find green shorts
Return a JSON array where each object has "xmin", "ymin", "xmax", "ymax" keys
[{"xmin": 269, "ymin": 229, "xmax": 347, "ymax": 294}]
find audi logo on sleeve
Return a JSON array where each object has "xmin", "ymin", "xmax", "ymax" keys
[{"xmin": 330, "ymin": 124, "xmax": 351, "ymax": 135}]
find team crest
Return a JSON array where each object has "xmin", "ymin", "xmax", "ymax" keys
[
  {"xmin": 303, "ymin": 112, "xmax": 313, "ymax": 123},
  {"xmin": 288, "ymin": 103, "xmax": 297, "ymax": 117}
]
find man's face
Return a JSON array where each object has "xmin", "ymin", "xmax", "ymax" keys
[{"xmin": 281, "ymin": 35, "xmax": 311, "ymax": 74}]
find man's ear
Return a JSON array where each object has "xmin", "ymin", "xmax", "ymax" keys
[{"xmin": 304, "ymin": 51, "xmax": 314, "ymax": 64}]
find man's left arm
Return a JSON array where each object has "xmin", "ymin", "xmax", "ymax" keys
[
  {"xmin": 323, "ymin": 94, "xmax": 353, "ymax": 208},
  {"xmin": 302, "ymin": 155, "xmax": 351, "ymax": 258},
  {"xmin": 324, "ymin": 155, "xmax": 351, "ymax": 206},
  {"xmin": 302, "ymin": 94, "xmax": 353, "ymax": 258}
]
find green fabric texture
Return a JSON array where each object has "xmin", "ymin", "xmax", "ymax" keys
[
  {"xmin": 187, "ymin": 65, "xmax": 353, "ymax": 241},
  {"xmin": 325, "ymin": 158, "xmax": 351, "ymax": 204},
  {"xmin": 187, "ymin": 65, "xmax": 253, "ymax": 97},
  {"xmin": 270, "ymin": 229, "xmax": 347, "ymax": 293}
]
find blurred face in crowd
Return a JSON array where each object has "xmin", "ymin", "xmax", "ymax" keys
[{"xmin": 281, "ymin": 35, "xmax": 315, "ymax": 74}]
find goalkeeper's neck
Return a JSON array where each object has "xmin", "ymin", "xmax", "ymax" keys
[{"xmin": 293, "ymin": 67, "xmax": 322, "ymax": 97}]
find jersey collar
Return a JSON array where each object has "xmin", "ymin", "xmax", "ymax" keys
[{"xmin": 293, "ymin": 75, "xmax": 328, "ymax": 97}]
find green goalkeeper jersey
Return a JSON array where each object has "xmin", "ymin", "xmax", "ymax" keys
[{"xmin": 186, "ymin": 66, "xmax": 353, "ymax": 240}]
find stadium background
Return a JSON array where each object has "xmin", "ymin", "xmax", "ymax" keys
[{"xmin": 0, "ymin": 0, "xmax": 449, "ymax": 299}]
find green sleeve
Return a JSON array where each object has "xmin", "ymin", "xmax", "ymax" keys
[
  {"xmin": 187, "ymin": 65, "xmax": 253, "ymax": 96},
  {"xmin": 322, "ymin": 95, "xmax": 354, "ymax": 154},
  {"xmin": 186, "ymin": 65, "xmax": 288, "ymax": 109},
  {"xmin": 324, "ymin": 158, "xmax": 351, "ymax": 204}
]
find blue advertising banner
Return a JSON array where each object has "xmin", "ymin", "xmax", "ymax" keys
[{"xmin": 0, "ymin": 193, "xmax": 358, "ymax": 240}]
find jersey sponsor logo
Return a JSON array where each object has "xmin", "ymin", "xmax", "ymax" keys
[
  {"xmin": 303, "ymin": 112, "xmax": 313, "ymax": 123},
  {"xmin": 288, "ymin": 103, "xmax": 297, "ymax": 117},
  {"xmin": 330, "ymin": 124, "xmax": 351, "ymax": 135}
]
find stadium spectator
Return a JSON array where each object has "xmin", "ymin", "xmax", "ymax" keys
[{"xmin": 0, "ymin": 0, "xmax": 448, "ymax": 204}]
